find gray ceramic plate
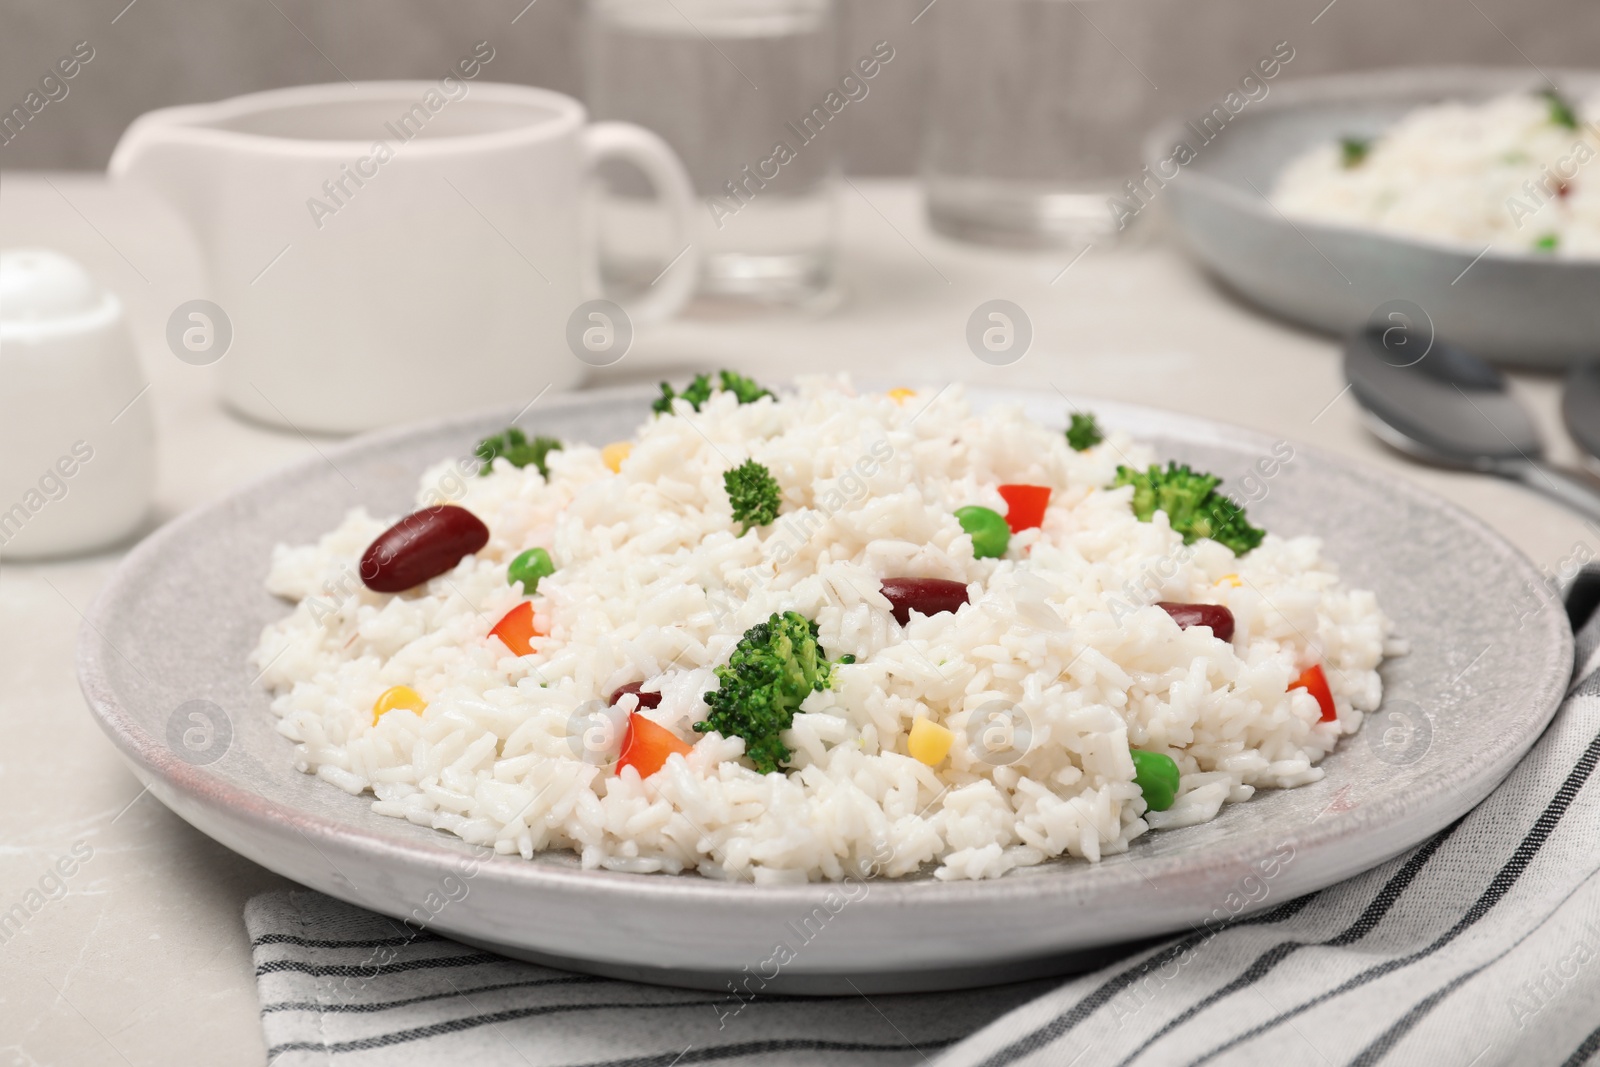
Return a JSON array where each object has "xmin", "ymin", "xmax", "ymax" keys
[
  {"xmin": 1147, "ymin": 66, "xmax": 1600, "ymax": 367},
  {"xmin": 78, "ymin": 385, "xmax": 1571, "ymax": 993}
]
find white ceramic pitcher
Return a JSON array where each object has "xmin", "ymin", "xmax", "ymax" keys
[{"xmin": 110, "ymin": 80, "xmax": 699, "ymax": 434}]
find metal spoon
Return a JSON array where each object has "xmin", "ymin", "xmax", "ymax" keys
[{"xmin": 1343, "ymin": 329, "xmax": 1600, "ymax": 520}]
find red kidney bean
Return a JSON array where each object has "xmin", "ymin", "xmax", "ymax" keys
[
  {"xmin": 359, "ymin": 505, "xmax": 490, "ymax": 593},
  {"xmin": 1156, "ymin": 601, "xmax": 1235, "ymax": 642},
  {"xmin": 880, "ymin": 577, "xmax": 970, "ymax": 626},
  {"xmin": 609, "ymin": 681, "xmax": 662, "ymax": 709}
]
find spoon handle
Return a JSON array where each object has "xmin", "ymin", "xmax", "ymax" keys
[{"xmin": 1510, "ymin": 460, "xmax": 1600, "ymax": 522}]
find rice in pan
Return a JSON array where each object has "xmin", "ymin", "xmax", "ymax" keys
[{"xmin": 251, "ymin": 377, "xmax": 1393, "ymax": 883}]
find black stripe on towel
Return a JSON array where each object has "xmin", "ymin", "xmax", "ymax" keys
[
  {"xmin": 569, "ymin": 1037, "xmax": 961, "ymax": 1067},
  {"xmin": 1109, "ymin": 819, "xmax": 1459, "ymax": 1067},
  {"xmin": 265, "ymin": 998, "xmax": 944, "ymax": 1058},
  {"xmin": 1563, "ymin": 1021, "xmax": 1600, "ymax": 1067},
  {"xmin": 253, "ymin": 932, "xmax": 444, "ymax": 949},
  {"xmin": 1347, "ymin": 969, "xmax": 1478, "ymax": 1067},
  {"xmin": 260, "ymin": 975, "xmax": 612, "ymax": 1013},
  {"xmin": 972, "ymin": 894, "xmax": 1320, "ymax": 1067},
  {"xmin": 256, "ymin": 951, "xmax": 505, "ymax": 978},
  {"xmin": 1347, "ymin": 866, "xmax": 1600, "ymax": 1067},
  {"xmin": 1183, "ymin": 726, "xmax": 1600, "ymax": 1067}
]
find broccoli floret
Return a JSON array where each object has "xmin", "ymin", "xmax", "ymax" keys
[
  {"xmin": 1066, "ymin": 412, "xmax": 1103, "ymax": 451},
  {"xmin": 475, "ymin": 427, "xmax": 562, "ymax": 477},
  {"xmin": 652, "ymin": 373, "xmax": 715, "ymax": 414},
  {"xmin": 1339, "ymin": 136, "xmax": 1372, "ymax": 169},
  {"xmin": 696, "ymin": 611, "xmax": 836, "ymax": 773},
  {"xmin": 652, "ymin": 370, "xmax": 773, "ymax": 414},
  {"xmin": 682, "ymin": 374, "xmax": 717, "ymax": 408},
  {"xmin": 1114, "ymin": 461, "xmax": 1265, "ymax": 555},
  {"xmin": 719, "ymin": 370, "xmax": 773, "ymax": 404},
  {"xmin": 724, "ymin": 459, "xmax": 781, "ymax": 533},
  {"xmin": 1540, "ymin": 87, "xmax": 1579, "ymax": 130}
]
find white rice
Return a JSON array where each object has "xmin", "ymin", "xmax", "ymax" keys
[
  {"xmin": 250, "ymin": 378, "xmax": 1393, "ymax": 882},
  {"xmin": 1273, "ymin": 90, "xmax": 1600, "ymax": 257}
]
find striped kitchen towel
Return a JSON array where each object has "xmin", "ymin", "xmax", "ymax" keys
[
  {"xmin": 250, "ymin": 581, "xmax": 1600, "ymax": 1067},
  {"xmin": 245, "ymin": 888, "xmax": 1054, "ymax": 1066}
]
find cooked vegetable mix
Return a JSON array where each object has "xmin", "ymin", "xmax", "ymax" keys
[
  {"xmin": 955, "ymin": 505, "xmax": 1010, "ymax": 559},
  {"xmin": 616, "ymin": 712, "xmax": 692, "ymax": 779},
  {"xmin": 609, "ymin": 681, "xmax": 662, "ymax": 710},
  {"xmin": 717, "ymin": 369, "xmax": 774, "ymax": 405},
  {"xmin": 1339, "ymin": 136, "xmax": 1372, "ymax": 169},
  {"xmin": 508, "ymin": 547, "xmax": 554, "ymax": 594},
  {"xmin": 372, "ymin": 685, "xmax": 426, "ymax": 724},
  {"xmin": 653, "ymin": 369, "xmax": 774, "ymax": 414},
  {"xmin": 1157, "ymin": 601, "xmax": 1236, "ymax": 643},
  {"xmin": 879, "ymin": 577, "xmax": 970, "ymax": 626},
  {"xmin": 696, "ymin": 611, "xmax": 836, "ymax": 774},
  {"xmin": 724, "ymin": 459, "xmax": 782, "ymax": 533},
  {"xmin": 1114, "ymin": 462, "xmax": 1265, "ymax": 556},
  {"xmin": 997, "ymin": 483, "xmax": 1051, "ymax": 533},
  {"xmin": 653, "ymin": 372, "xmax": 714, "ymax": 414},
  {"xmin": 601, "ymin": 441, "xmax": 632, "ymax": 473},
  {"xmin": 475, "ymin": 427, "xmax": 562, "ymax": 477},
  {"xmin": 908, "ymin": 718, "xmax": 955, "ymax": 766},
  {"xmin": 257, "ymin": 377, "xmax": 1391, "ymax": 883},
  {"xmin": 1131, "ymin": 749, "xmax": 1181, "ymax": 812},
  {"xmin": 359, "ymin": 505, "xmax": 490, "ymax": 593},
  {"xmin": 489, "ymin": 601, "xmax": 538, "ymax": 656},
  {"xmin": 1065, "ymin": 412, "xmax": 1103, "ymax": 451},
  {"xmin": 1292, "ymin": 663, "xmax": 1338, "ymax": 722},
  {"xmin": 1541, "ymin": 87, "xmax": 1579, "ymax": 130}
]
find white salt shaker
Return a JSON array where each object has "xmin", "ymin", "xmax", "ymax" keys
[{"xmin": 0, "ymin": 248, "xmax": 155, "ymax": 558}]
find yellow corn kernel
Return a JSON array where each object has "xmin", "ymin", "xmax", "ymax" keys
[
  {"xmin": 601, "ymin": 441, "xmax": 632, "ymax": 473},
  {"xmin": 373, "ymin": 685, "xmax": 426, "ymax": 724},
  {"xmin": 887, "ymin": 388, "xmax": 916, "ymax": 404},
  {"xmin": 908, "ymin": 717, "xmax": 955, "ymax": 766},
  {"xmin": 1215, "ymin": 573, "xmax": 1242, "ymax": 588}
]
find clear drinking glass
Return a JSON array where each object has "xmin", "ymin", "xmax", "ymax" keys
[
  {"xmin": 921, "ymin": 0, "xmax": 1157, "ymax": 249},
  {"xmin": 587, "ymin": 0, "xmax": 840, "ymax": 312}
]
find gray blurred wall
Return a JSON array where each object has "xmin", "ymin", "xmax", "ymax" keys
[{"xmin": 2, "ymin": 0, "xmax": 1596, "ymax": 175}]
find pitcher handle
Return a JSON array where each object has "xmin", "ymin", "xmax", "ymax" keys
[{"xmin": 580, "ymin": 122, "xmax": 699, "ymax": 324}]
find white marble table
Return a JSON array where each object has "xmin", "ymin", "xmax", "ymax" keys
[{"xmin": 0, "ymin": 174, "xmax": 1587, "ymax": 1065}]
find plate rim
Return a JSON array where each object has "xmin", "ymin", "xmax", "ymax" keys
[{"xmin": 77, "ymin": 382, "xmax": 1574, "ymax": 913}]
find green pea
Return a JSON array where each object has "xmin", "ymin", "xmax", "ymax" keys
[
  {"xmin": 955, "ymin": 505, "xmax": 1010, "ymax": 559},
  {"xmin": 508, "ymin": 547, "xmax": 555, "ymax": 594},
  {"xmin": 1131, "ymin": 749, "xmax": 1180, "ymax": 812}
]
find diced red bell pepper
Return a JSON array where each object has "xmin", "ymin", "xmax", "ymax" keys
[
  {"xmin": 490, "ymin": 601, "xmax": 540, "ymax": 656},
  {"xmin": 997, "ymin": 484, "xmax": 1051, "ymax": 533},
  {"xmin": 1291, "ymin": 664, "xmax": 1337, "ymax": 722},
  {"xmin": 615, "ymin": 712, "xmax": 692, "ymax": 779}
]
